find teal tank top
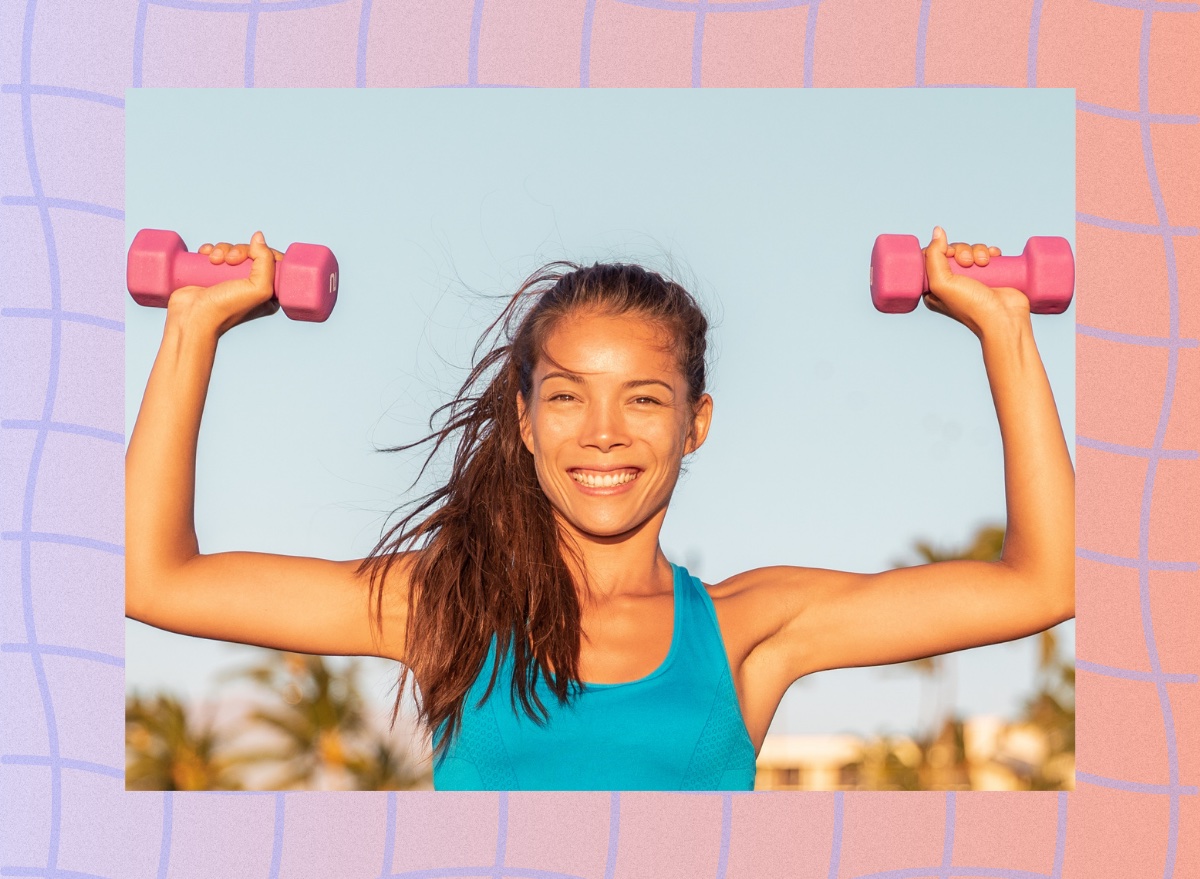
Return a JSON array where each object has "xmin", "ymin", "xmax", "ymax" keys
[{"xmin": 432, "ymin": 563, "xmax": 757, "ymax": 790}]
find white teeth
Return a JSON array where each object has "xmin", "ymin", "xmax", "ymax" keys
[{"xmin": 571, "ymin": 470, "xmax": 638, "ymax": 488}]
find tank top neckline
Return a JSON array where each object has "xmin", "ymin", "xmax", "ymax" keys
[{"xmin": 578, "ymin": 562, "xmax": 684, "ymax": 691}]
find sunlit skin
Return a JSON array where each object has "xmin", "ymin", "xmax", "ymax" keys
[
  {"xmin": 513, "ymin": 310, "xmax": 711, "ymax": 688},
  {"xmin": 126, "ymin": 228, "xmax": 1074, "ymax": 756},
  {"xmin": 517, "ymin": 311, "xmax": 711, "ymax": 594}
]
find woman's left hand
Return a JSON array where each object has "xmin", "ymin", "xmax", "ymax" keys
[{"xmin": 922, "ymin": 226, "xmax": 1030, "ymax": 338}]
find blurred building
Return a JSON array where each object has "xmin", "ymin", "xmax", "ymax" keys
[{"xmin": 755, "ymin": 715, "xmax": 1075, "ymax": 791}]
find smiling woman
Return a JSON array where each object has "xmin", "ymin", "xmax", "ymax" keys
[{"xmin": 125, "ymin": 227, "xmax": 1074, "ymax": 792}]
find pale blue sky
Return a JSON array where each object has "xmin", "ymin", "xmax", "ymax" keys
[{"xmin": 126, "ymin": 88, "xmax": 1075, "ymax": 739}]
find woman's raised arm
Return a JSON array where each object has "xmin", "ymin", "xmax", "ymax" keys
[
  {"xmin": 124, "ymin": 233, "xmax": 410, "ymax": 662},
  {"xmin": 739, "ymin": 227, "xmax": 1074, "ymax": 687}
]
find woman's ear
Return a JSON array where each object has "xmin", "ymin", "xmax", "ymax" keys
[
  {"xmin": 517, "ymin": 393, "xmax": 534, "ymax": 453},
  {"xmin": 685, "ymin": 393, "xmax": 713, "ymax": 455}
]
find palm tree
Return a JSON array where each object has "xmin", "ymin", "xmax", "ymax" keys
[
  {"xmin": 886, "ymin": 524, "xmax": 1006, "ymax": 737},
  {"xmin": 125, "ymin": 692, "xmax": 244, "ymax": 790},
  {"xmin": 219, "ymin": 650, "xmax": 426, "ymax": 790},
  {"xmin": 1020, "ymin": 627, "xmax": 1075, "ymax": 789}
]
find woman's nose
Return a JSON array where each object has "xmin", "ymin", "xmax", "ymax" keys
[{"xmin": 579, "ymin": 402, "xmax": 630, "ymax": 451}]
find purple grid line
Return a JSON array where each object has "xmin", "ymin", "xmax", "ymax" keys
[
  {"xmin": 846, "ymin": 869, "xmax": 1050, "ymax": 879},
  {"xmin": 2, "ymin": 532, "xmax": 124, "ymax": 556},
  {"xmin": 1077, "ymin": 100, "xmax": 1198, "ymax": 125},
  {"xmin": 144, "ymin": 0, "xmax": 350, "ymax": 12},
  {"xmin": 0, "ymin": 869, "xmax": 117, "ymax": 879},
  {"xmin": 0, "ymin": 309, "xmax": 125, "ymax": 332},
  {"xmin": 1076, "ymin": 659, "xmax": 1198, "ymax": 685},
  {"xmin": 1076, "ymin": 323, "xmax": 1199, "ymax": 349},
  {"xmin": 1077, "ymin": 211, "xmax": 1198, "ymax": 237},
  {"xmin": 1075, "ymin": 773, "xmax": 1198, "ymax": 796},
  {"xmin": 10, "ymin": 2, "xmax": 71, "ymax": 875},
  {"xmin": 922, "ymin": 83, "xmax": 1015, "ymax": 88},
  {"xmin": 1132, "ymin": 10, "xmax": 1191, "ymax": 871},
  {"xmin": 2, "ymin": 643, "xmax": 124, "ymax": 668},
  {"xmin": 468, "ymin": 0, "xmax": 485, "ymax": 87},
  {"xmin": 428, "ymin": 83, "xmax": 536, "ymax": 88},
  {"xmin": 1075, "ymin": 547, "xmax": 1197, "ymax": 572},
  {"xmin": 914, "ymin": 0, "xmax": 932, "ymax": 87},
  {"xmin": 1052, "ymin": 792, "xmax": 1067, "ymax": 879},
  {"xmin": 384, "ymin": 869, "xmax": 590, "ymax": 874},
  {"xmin": 269, "ymin": 792, "xmax": 285, "ymax": 879},
  {"xmin": 1088, "ymin": 0, "xmax": 1198, "ymax": 11},
  {"xmin": 803, "ymin": 2, "xmax": 817, "ymax": 87},
  {"xmin": 691, "ymin": 0, "xmax": 708, "ymax": 88},
  {"xmin": 826, "ymin": 791, "xmax": 843, "ymax": 879},
  {"xmin": 715, "ymin": 793, "xmax": 731, "ymax": 877},
  {"xmin": 1027, "ymin": 0, "xmax": 1043, "ymax": 86},
  {"xmin": 356, "ymin": 0, "xmax": 371, "ymax": 88},
  {"xmin": 1, "ymin": 755, "xmax": 123, "ymax": 779},
  {"xmin": 1, "ymin": 196, "xmax": 123, "ymax": 220},
  {"xmin": 379, "ymin": 791, "xmax": 396, "ymax": 877},
  {"xmin": 0, "ymin": 84, "xmax": 124, "ymax": 108},
  {"xmin": 938, "ymin": 791, "xmax": 954, "ymax": 877},
  {"xmin": 133, "ymin": 0, "xmax": 148, "ymax": 87},
  {"xmin": 1076, "ymin": 435, "xmax": 1197, "ymax": 460},
  {"xmin": 610, "ymin": 0, "xmax": 816, "ymax": 12},
  {"xmin": 580, "ymin": 0, "xmax": 596, "ymax": 87},
  {"xmin": 131, "ymin": 0, "xmax": 359, "ymax": 87},
  {"xmin": 156, "ymin": 793, "xmax": 172, "ymax": 879},
  {"xmin": 603, "ymin": 792, "xmax": 619, "ymax": 879},
  {"xmin": 495, "ymin": 791, "xmax": 509, "ymax": 876},
  {"xmin": 384, "ymin": 871, "xmax": 591, "ymax": 879},
  {"xmin": 1, "ymin": 421, "xmax": 125, "ymax": 445},
  {"xmin": 245, "ymin": 0, "xmax": 260, "ymax": 87},
  {"xmin": 182, "ymin": 790, "xmax": 277, "ymax": 796}
]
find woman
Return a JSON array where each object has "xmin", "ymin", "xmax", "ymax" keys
[{"xmin": 125, "ymin": 227, "xmax": 1074, "ymax": 791}]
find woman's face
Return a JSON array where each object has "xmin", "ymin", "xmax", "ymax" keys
[{"xmin": 518, "ymin": 310, "xmax": 712, "ymax": 541}]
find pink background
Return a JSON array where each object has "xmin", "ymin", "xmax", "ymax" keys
[{"xmin": 1, "ymin": 0, "xmax": 1197, "ymax": 875}]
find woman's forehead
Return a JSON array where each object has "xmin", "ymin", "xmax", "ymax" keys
[{"xmin": 536, "ymin": 313, "xmax": 680, "ymax": 380}]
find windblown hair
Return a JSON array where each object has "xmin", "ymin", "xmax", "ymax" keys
[{"xmin": 357, "ymin": 261, "xmax": 710, "ymax": 761}]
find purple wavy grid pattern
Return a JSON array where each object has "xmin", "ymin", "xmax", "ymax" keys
[{"xmin": 0, "ymin": 0, "xmax": 1196, "ymax": 876}]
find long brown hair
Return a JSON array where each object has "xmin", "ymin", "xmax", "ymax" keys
[{"xmin": 357, "ymin": 260, "xmax": 710, "ymax": 760}]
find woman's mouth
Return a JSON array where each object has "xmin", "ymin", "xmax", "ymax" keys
[{"xmin": 568, "ymin": 467, "xmax": 642, "ymax": 493}]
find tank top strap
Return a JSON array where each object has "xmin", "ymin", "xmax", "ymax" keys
[{"xmin": 669, "ymin": 563, "xmax": 733, "ymax": 675}]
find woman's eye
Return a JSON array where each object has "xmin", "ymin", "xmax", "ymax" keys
[
  {"xmin": 548, "ymin": 393, "xmax": 575, "ymax": 402},
  {"xmin": 632, "ymin": 397, "xmax": 661, "ymax": 406}
]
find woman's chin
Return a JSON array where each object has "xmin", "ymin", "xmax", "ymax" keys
[{"xmin": 560, "ymin": 511, "xmax": 648, "ymax": 542}]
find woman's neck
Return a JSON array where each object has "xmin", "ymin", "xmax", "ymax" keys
[{"xmin": 560, "ymin": 508, "xmax": 674, "ymax": 603}]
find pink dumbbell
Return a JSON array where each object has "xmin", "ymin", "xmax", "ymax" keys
[
  {"xmin": 127, "ymin": 228, "xmax": 339, "ymax": 322},
  {"xmin": 870, "ymin": 234, "xmax": 1074, "ymax": 315}
]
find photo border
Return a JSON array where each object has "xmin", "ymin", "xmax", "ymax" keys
[{"xmin": 1, "ymin": 1, "xmax": 1195, "ymax": 876}]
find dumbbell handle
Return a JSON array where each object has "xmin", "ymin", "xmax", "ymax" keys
[
  {"xmin": 923, "ymin": 254, "xmax": 1027, "ymax": 291},
  {"xmin": 869, "ymin": 252, "xmax": 1028, "ymax": 300},
  {"xmin": 163, "ymin": 250, "xmax": 278, "ymax": 294}
]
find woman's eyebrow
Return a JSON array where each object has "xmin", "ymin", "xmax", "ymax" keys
[
  {"xmin": 540, "ymin": 370, "xmax": 584, "ymax": 385},
  {"xmin": 539, "ymin": 372, "xmax": 674, "ymax": 393},
  {"xmin": 624, "ymin": 379, "xmax": 674, "ymax": 392}
]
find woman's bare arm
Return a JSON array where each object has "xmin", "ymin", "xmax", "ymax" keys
[
  {"xmin": 125, "ymin": 235, "xmax": 410, "ymax": 662},
  {"xmin": 739, "ymin": 229, "xmax": 1074, "ymax": 688}
]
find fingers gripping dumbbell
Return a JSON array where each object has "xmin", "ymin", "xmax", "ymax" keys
[
  {"xmin": 870, "ymin": 234, "xmax": 1074, "ymax": 315},
  {"xmin": 127, "ymin": 229, "xmax": 340, "ymax": 322}
]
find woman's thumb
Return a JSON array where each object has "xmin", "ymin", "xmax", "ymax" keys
[
  {"xmin": 246, "ymin": 231, "xmax": 276, "ymax": 293},
  {"xmin": 925, "ymin": 225, "xmax": 952, "ymax": 288}
]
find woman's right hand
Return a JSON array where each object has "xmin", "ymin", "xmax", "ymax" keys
[{"xmin": 168, "ymin": 231, "xmax": 286, "ymax": 336}]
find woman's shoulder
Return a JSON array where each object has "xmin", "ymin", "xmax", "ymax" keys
[
  {"xmin": 699, "ymin": 565, "xmax": 840, "ymax": 661},
  {"xmin": 702, "ymin": 564, "xmax": 833, "ymax": 603}
]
